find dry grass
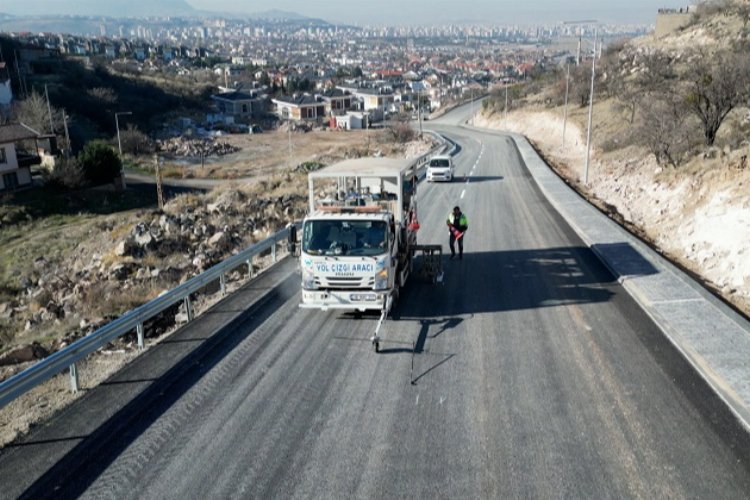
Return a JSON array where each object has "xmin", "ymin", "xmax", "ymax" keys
[{"xmin": 134, "ymin": 128, "xmax": 416, "ymax": 182}]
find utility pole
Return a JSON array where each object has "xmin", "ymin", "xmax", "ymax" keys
[
  {"xmin": 584, "ymin": 27, "xmax": 597, "ymax": 185},
  {"xmin": 62, "ymin": 110, "xmax": 71, "ymax": 159},
  {"xmin": 288, "ymin": 119, "xmax": 293, "ymax": 170},
  {"xmin": 417, "ymin": 88, "xmax": 423, "ymax": 138},
  {"xmin": 563, "ymin": 20, "xmax": 599, "ymax": 182},
  {"xmin": 155, "ymin": 154, "xmax": 164, "ymax": 209},
  {"xmin": 44, "ymin": 85, "xmax": 54, "ymax": 134},
  {"xmin": 13, "ymin": 50, "xmax": 26, "ymax": 98},
  {"xmin": 470, "ymin": 87, "xmax": 474, "ymax": 126},
  {"xmin": 365, "ymin": 112, "xmax": 370, "ymax": 152},
  {"xmin": 115, "ymin": 111, "xmax": 132, "ymax": 190},
  {"xmin": 504, "ymin": 84, "xmax": 509, "ymax": 127}
]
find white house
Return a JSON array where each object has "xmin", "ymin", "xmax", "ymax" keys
[{"xmin": 0, "ymin": 123, "xmax": 44, "ymax": 191}]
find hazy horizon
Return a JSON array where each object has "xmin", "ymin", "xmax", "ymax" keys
[{"xmin": 0, "ymin": 0, "xmax": 694, "ymax": 25}]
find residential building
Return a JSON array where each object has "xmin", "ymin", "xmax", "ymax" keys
[
  {"xmin": 211, "ymin": 90, "xmax": 268, "ymax": 121},
  {"xmin": 0, "ymin": 123, "xmax": 44, "ymax": 192},
  {"xmin": 318, "ymin": 88, "xmax": 354, "ymax": 115},
  {"xmin": 354, "ymin": 88, "xmax": 396, "ymax": 112},
  {"xmin": 272, "ymin": 94, "xmax": 325, "ymax": 122}
]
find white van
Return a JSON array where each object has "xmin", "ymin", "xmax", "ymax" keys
[{"xmin": 426, "ymin": 155, "xmax": 454, "ymax": 182}]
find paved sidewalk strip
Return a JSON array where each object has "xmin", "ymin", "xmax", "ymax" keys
[{"xmin": 509, "ymin": 131, "xmax": 750, "ymax": 432}]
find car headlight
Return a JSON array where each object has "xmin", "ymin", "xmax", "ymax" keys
[
  {"xmin": 302, "ymin": 268, "xmax": 317, "ymax": 290},
  {"xmin": 374, "ymin": 268, "xmax": 389, "ymax": 290}
]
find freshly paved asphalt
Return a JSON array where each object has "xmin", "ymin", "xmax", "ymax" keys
[{"xmin": 1, "ymin": 105, "xmax": 749, "ymax": 498}]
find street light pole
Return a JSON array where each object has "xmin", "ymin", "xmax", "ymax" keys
[
  {"xmin": 115, "ymin": 112, "xmax": 132, "ymax": 158},
  {"xmin": 115, "ymin": 111, "xmax": 132, "ymax": 189},
  {"xmin": 562, "ymin": 61, "xmax": 570, "ymax": 149},
  {"xmin": 583, "ymin": 28, "xmax": 597, "ymax": 185}
]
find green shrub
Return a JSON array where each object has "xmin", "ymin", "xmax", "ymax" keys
[{"xmin": 77, "ymin": 141, "xmax": 122, "ymax": 185}]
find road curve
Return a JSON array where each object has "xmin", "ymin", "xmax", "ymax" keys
[{"xmin": 1, "ymin": 105, "xmax": 749, "ymax": 498}]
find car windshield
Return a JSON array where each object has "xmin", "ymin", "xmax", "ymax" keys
[
  {"xmin": 303, "ymin": 220, "xmax": 388, "ymax": 256},
  {"xmin": 430, "ymin": 159, "xmax": 450, "ymax": 167}
]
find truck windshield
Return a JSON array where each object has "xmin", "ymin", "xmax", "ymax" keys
[{"xmin": 303, "ymin": 220, "xmax": 388, "ymax": 257}]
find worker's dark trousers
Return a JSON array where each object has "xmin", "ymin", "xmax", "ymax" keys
[{"xmin": 449, "ymin": 233, "xmax": 463, "ymax": 257}]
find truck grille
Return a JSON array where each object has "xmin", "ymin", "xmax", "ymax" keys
[{"xmin": 316, "ymin": 276, "xmax": 375, "ymax": 289}]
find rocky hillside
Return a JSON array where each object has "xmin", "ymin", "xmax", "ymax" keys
[
  {"xmin": 479, "ymin": 0, "xmax": 750, "ymax": 317},
  {"xmin": 0, "ymin": 130, "xmax": 437, "ymax": 374},
  {"xmin": 0, "ymin": 175, "xmax": 308, "ymax": 374}
]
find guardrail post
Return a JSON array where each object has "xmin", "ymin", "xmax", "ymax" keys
[
  {"xmin": 184, "ymin": 296, "xmax": 194, "ymax": 322},
  {"xmin": 246, "ymin": 258, "xmax": 253, "ymax": 277},
  {"xmin": 69, "ymin": 363, "xmax": 79, "ymax": 393},
  {"xmin": 136, "ymin": 322, "xmax": 145, "ymax": 350},
  {"xmin": 220, "ymin": 273, "xmax": 226, "ymax": 295},
  {"xmin": 272, "ymin": 240, "xmax": 277, "ymax": 263}
]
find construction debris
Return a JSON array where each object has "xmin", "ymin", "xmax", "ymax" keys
[{"xmin": 156, "ymin": 137, "xmax": 241, "ymax": 158}]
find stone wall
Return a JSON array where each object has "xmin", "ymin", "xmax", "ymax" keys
[{"xmin": 655, "ymin": 8, "xmax": 692, "ymax": 38}]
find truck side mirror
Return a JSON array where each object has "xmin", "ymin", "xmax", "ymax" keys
[{"xmin": 287, "ymin": 225, "xmax": 298, "ymax": 256}]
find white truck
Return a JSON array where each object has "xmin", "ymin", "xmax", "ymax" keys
[{"xmin": 291, "ymin": 157, "xmax": 442, "ymax": 351}]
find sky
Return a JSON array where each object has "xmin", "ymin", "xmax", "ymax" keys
[
  {"xmin": 0, "ymin": 0, "xmax": 696, "ymax": 26},
  {"xmin": 188, "ymin": 0, "xmax": 695, "ymax": 25}
]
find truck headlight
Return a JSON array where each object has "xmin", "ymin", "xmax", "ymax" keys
[
  {"xmin": 374, "ymin": 268, "xmax": 389, "ymax": 290},
  {"xmin": 302, "ymin": 268, "xmax": 317, "ymax": 290}
]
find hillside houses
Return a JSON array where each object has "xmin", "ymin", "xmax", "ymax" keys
[{"xmin": 1, "ymin": 14, "xmax": 628, "ymax": 137}]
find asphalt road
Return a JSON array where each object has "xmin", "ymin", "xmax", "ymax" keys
[{"xmin": 2, "ymin": 105, "xmax": 750, "ymax": 498}]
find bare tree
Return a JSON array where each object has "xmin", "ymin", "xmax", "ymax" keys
[
  {"xmin": 683, "ymin": 49, "xmax": 750, "ymax": 145},
  {"xmin": 11, "ymin": 90, "xmax": 62, "ymax": 134},
  {"xmin": 571, "ymin": 64, "xmax": 593, "ymax": 108},
  {"xmin": 87, "ymin": 87, "xmax": 118, "ymax": 104},
  {"xmin": 119, "ymin": 123, "xmax": 155, "ymax": 156},
  {"xmin": 692, "ymin": 0, "xmax": 732, "ymax": 22},
  {"xmin": 635, "ymin": 52, "xmax": 678, "ymax": 95},
  {"xmin": 731, "ymin": 0, "xmax": 750, "ymax": 32},
  {"xmin": 613, "ymin": 51, "xmax": 678, "ymax": 125},
  {"xmin": 634, "ymin": 93, "xmax": 697, "ymax": 167},
  {"xmin": 389, "ymin": 118, "xmax": 416, "ymax": 143}
]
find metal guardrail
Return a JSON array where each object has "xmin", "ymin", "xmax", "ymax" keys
[
  {"xmin": 0, "ymin": 225, "xmax": 297, "ymax": 408},
  {"xmin": 0, "ymin": 136, "xmax": 450, "ymax": 410}
]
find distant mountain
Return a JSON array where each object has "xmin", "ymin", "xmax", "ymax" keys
[
  {"xmin": 0, "ymin": 0, "xmax": 195, "ymax": 18},
  {"xmin": 248, "ymin": 10, "xmax": 310, "ymax": 21}
]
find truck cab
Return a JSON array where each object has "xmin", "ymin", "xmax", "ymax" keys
[{"xmin": 298, "ymin": 158, "xmax": 419, "ymax": 313}]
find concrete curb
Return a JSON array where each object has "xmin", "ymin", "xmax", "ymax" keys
[{"xmin": 466, "ymin": 124, "xmax": 750, "ymax": 432}]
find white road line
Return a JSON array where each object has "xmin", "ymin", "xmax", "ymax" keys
[{"xmin": 460, "ymin": 189, "xmax": 466, "ymax": 199}]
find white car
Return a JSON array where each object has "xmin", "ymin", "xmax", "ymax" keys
[{"xmin": 426, "ymin": 155, "xmax": 454, "ymax": 182}]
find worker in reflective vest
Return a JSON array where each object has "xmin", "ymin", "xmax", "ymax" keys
[{"xmin": 446, "ymin": 206, "xmax": 468, "ymax": 260}]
